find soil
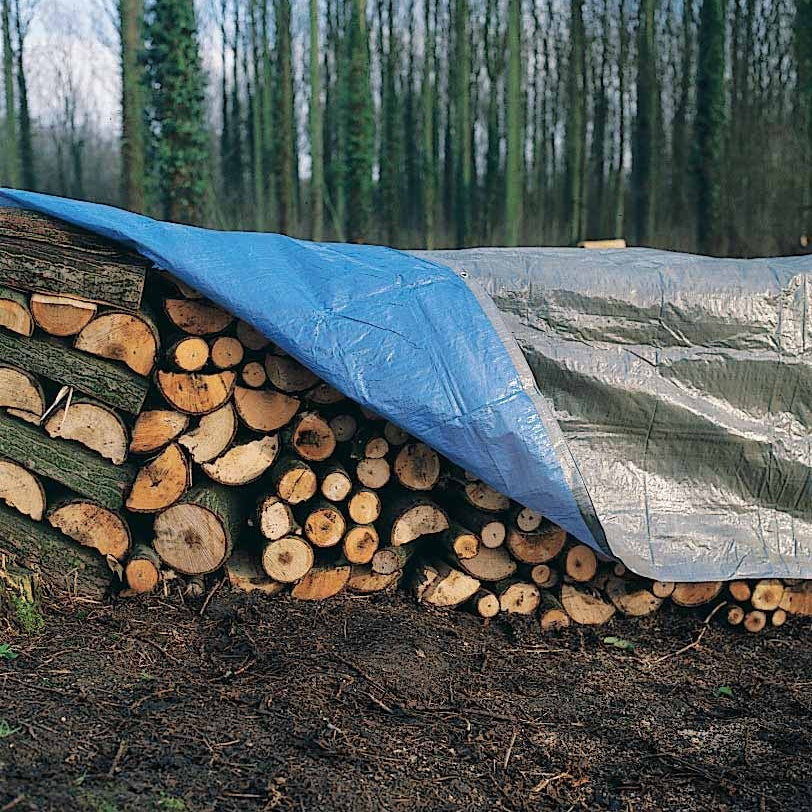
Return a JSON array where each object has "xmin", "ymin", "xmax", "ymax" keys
[{"xmin": 1, "ymin": 588, "xmax": 810, "ymax": 812}]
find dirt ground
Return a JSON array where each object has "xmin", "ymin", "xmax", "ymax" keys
[{"xmin": 0, "ymin": 587, "xmax": 810, "ymax": 812}]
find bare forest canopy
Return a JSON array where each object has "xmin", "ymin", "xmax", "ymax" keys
[{"xmin": 0, "ymin": 0, "xmax": 811, "ymax": 256}]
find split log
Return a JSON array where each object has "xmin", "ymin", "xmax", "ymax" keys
[
  {"xmin": 605, "ymin": 577, "xmax": 663, "ymax": 617},
  {"xmin": 47, "ymin": 499, "xmax": 131, "ymax": 560},
  {"xmin": 467, "ymin": 588, "xmax": 500, "ymax": 618},
  {"xmin": 210, "ymin": 336, "xmax": 244, "ymax": 369},
  {"xmin": 0, "ymin": 284, "xmax": 33, "ymax": 335},
  {"xmin": 164, "ymin": 298, "xmax": 233, "ymax": 335},
  {"xmin": 177, "ymin": 402, "xmax": 237, "ymax": 464},
  {"xmin": 560, "ymin": 583, "xmax": 616, "ymax": 625},
  {"xmin": 671, "ymin": 582, "xmax": 723, "ymax": 608},
  {"xmin": 125, "ymin": 442, "xmax": 191, "ymax": 512},
  {"xmin": 750, "ymin": 579, "xmax": 784, "ymax": 611},
  {"xmin": 291, "ymin": 564, "xmax": 351, "ymax": 600},
  {"xmin": 356, "ymin": 457, "xmax": 391, "ymax": 489},
  {"xmin": 462, "ymin": 480, "xmax": 510, "ymax": 512},
  {"xmin": 441, "ymin": 525, "xmax": 480, "ymax": 560},
  {"xmin": 155, "ymin": 370, "xmax": 236, "ymax": 415},
  {"xmin": 261, "ymin": 536, "xmax": 314, "ymax": 583},
  {"xmin": 744, "ymin": 610, "xmax": 767, "ymax": 633},
  {"xmin": 0, "ymin": 460, "xmax": 46, "ymax": 520},
  {"xmin": 0, "ymin": 330, "xmax": 149, "ymax": 413},
  {"xmin": 318, "ymin": 462, "xmax": 353, "ymax": 502},
  {"xmin": 167, "ymin": 336, "xmax": 209, "ymax": 371},
  {"xmin": 270, "ymin": 456, "xmax": 318, "ymax": 504},
  {"xmin": 416, "ymin": 561, "xmax": 480, "ymax": 608},
  {"xmin": 329, "ymin": 414, "xmax": 357, "ymax": 442},
  {"xmin": 30, "ymin": 294, "xmax": 96, "ymax": 336},
  {"xmin": 394, "ymin": 443, "xmax": 441, "ymax": 491},
  {"xmin": 506, "ymin": 525, "xmax": 566, "ymax": 564},
  {"xmin": 778, "ymin": 582, "xmax": 812, "ymax": 616},
  {"xmin": 235, "ymin": 320, "xmax": 269, "ymax": 351},
  {"xmin": 728, "ymin": 581, "xmax": 751, "ymax": 602},
  {"xmin": 74, "ymin": 310, "xmax": 159, "ymax": 376},
  {"xmin": 302, "ymin": 499, "xmax": 346, "ymax": 548},
  {"xmin": 0, "ymin": 365, "xmax": 44, "ymax": 423},
  {"xmin": 342, "ymin": 525, "xmax": 379, "ymax": 565},
  {"xmin": 130, "ymin": 410, "xmax": 190, "ymax": 455},
  {"xmin": 241, "ymin": 361, "xmax": 267, "ymax": 388},
  {"xmin": 0, "ymin": 412, "xmax": 135, "ymax": 510},
  {"xmin": 225, "ymin": 549, "xmax": 285, "ymax": 596},
  {"xmin": 380, "ymin": 496, "xmax": 449, "ymax": 546},
  {"xmin": 307, "ymin": 383, "xmax": 346, "ymax": 405},
  {"xmin": 727, "ymin": 605, "xmax": 745, "ymax": 626},
  {"xmin": 347, "ymin": 489, "xmax": 382, "ymax": 524},
  {"xmin": 497, "ymin": 580, "xmax": 541, "ymax": 615},
  {"xmin": 201, "ymin": 434, "xmax": 280, "ymax": 486},
  {"xmin": 507, "ymin": 504, "xmax": 543, "ymax": 533},
  {"xmin": 153, "ymin": 485, "xmax": 242, "ymax": 575},
  {"xmin": 257, "ymin": 495, "xmax": 300, "ymax": 540},
  {"xmin": 0, "ymin": 208, "xmax": 148, "ymax": 309},
  {"xmin": 44, "ymin": 399, "xmax": 129, "ymax": 464},
  {"xmin": 539, "ymin": 592, "xmax": 571, "ymax": 630},
  {"xmin": 347, "ymin": 565, "xmax": 400, "ymax": 593},
  {"xmin": 455, "ymin": 545, "xmax": 517, "ymax": 582},
  {"xmin": 233, "ymin": 385, "xmax": 299, "ymax": 432},
  {"xmin": 0, "ymin": 503, "xmax": 110, "ymax": 599},
  {"xmin": 564, "ymin": 544, "xmax": 598, "ymax": 583},
  {"xmin": 651, "ymin": 581, "xmax": 676, "ymax": 599},
  {"xmin": 371, "ymin": 544, "xmax": 417, "ymax": 575},
  {"xmin": 264, "ymin": 353, "xmax": 319, "ymax": 392},
  {"xmin": 289, "ymin": 412, "xmax": 336, "ymax": 461},
  {"xmin": 124, "ymin": 545, "xmax": 161, "ymax": 594},
  {"xmin": 529, "ymin": 564, "xmax": 558, "ymax": 589},
  {"xmin": 383, "ymin": 422, "xmax": 409, "ymax": 446}
]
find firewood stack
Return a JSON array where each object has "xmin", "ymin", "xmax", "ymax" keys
[{"xmin": 0, "ymin": 208, "xmax": 809, "ymax": 632}]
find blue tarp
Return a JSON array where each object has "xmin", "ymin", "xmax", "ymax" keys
[{"xmin": 0, "ymin": 189, "xmax": 603, "ymax": 557}]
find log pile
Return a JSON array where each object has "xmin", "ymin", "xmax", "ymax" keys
[{"xmin": 0, "ymin": 208, "xmax": 809, "ymax": 633}]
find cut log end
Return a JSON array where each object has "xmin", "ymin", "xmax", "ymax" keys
[
  {"xmin": 0, "ymin": 460, "xmax": 46, "ymax": 521},
  {"xmin": 202, "ymin": 434, "xmax": 280, "ymax": 486},
  {"xmin": 48, "ymin": 500, "xmax": 131, "ymax": 560},
  {"xmin": 394, "ymin": 443, "xmax": 441, "ymax": 491},
  {"xmin": 75, "ymin": 311, "xmax": 158, "ymax": 376},
  {"xmin": 389, "ymin": 501, "xmax": 449, "ymax": 546},
  {"xmin": 170, "ymin": 336, "xmax": 209, "ymax": 371},
  {"xmin": 304, "ymin": 502, "xmax": 347, "ymax": 548},
  {"xmin": 31, "ymin": 294, "xmax": 98, "ymax": 336},
  {"xmin": 44, "ymin": 401, "xmax": 129, "ymax": 464},
  {"xmin": 564, "ymin": 544, "xmax": 598, "ymax": 583},
  {"xmin": 124, "ymin": 546, "xmax": 161, "ymax": 594},
  {"xmin": 156, "ymin": 370, "xmax": 236, "ymax": 415},
  {"xmin": 130, "ymin": 410, "xmax": 190, "ymax": 455},
  {"xmin": 671, "ymin": 582, "xmax": 723, "ymax": 608},
  {"xmin": 561, "ymin": 583, "xmax": 616, "ymax": 625},
  {"xmin": 225, "ymin": 550, "xmax": 285, "ymax": 596},
  {"xmin": 125, "ymin": 443, "xmax": 190, "ymax": 513},
  {"xmin": 210, "ymin": 336, "xmax": 244, "ymax": 369},
  {"xmin": 164, "ymin": 298, "xmax": 233, "ymax": 335},
  {"xmin": 743, "ymin": 610, "xmax": 767, "ymax": 633},
  {"xmin": 342, "ymin": 525, "xmax": 380, "ymax": 565},
  {"xmin": 261, "ymin": 536, "xmax": 314, "ymax": 583},
  {"xmin": 291, "ymin": 412, "xmax": 336, "ymax": 461},
  {"xmin": 348, "ymin": 489, "xmax": 382, "ymax": 524}
]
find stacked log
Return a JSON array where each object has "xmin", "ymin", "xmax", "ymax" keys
[{"xmin": 0, "ymin": 209, "xmax": 809, "ymax": 633}]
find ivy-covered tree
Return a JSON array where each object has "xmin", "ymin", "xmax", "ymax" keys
[{"xmin": 143, "ymin": 0, "xmax": 210, "ymax": 224}]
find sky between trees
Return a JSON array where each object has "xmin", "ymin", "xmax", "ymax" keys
[{"xmin": 1, "ymin": 0, "xmax": 810, "ymax": 257}]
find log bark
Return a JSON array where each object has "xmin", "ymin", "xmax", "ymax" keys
[
  {"xmin": 264, "ymin": 353, "xmax": 320, "ymax": 392},
  {"xmin": 30, "ymin": 293, "xmax": 96, "ymax": 336},
  {"xmin": 177, "ymin": 402, "xmax": 237, "ymax": 463},
  {"xmin": 0, "ymin": 460, "xmax": 46, "ymax": 520},
  {"xmin": 201, "ymin": 434, "xmax": 280, "ymax": 486},
  {"xmin": 0, "ymin": 330, "xmax": 149, "ymax": 413},
  {"xmin": 539, "ymin": 592, "xmax": 571, "ymax": 630},
  {"xmin": 261, "ymin": 535, "xmax": 314, "ymax": 583},
  {"xmin": 164, "ymin": 298, "xmax": 234, "ymax": 335},
  {"xmin": 269, "ymin": 455, "xmax": 318, "ymax": 504},
  {"xmin": 0, "ymin": 412, "xmax": 135, "ymax": 510},
  {"xmin": 47, "ymin": 498, "xmax": 131, "ymax": 560},
  {"xmin": 155, "ymin": 370, "xmax": 236, "ymax": 415},
  {"xmin": 153, "ymin": 484, "xmax": 242, "ymax": 575},
  {"xmin": 342, "ymin": 524, "xmax": 379, "ymax": 564},
  {"xmin": 126, "ymin": 443, "xmax": 191, "ymax": 512},
  {"xmin": 371, "ymin": 543, "xmax": 417, "ymax": 575},
  {"xmin": 0, "ymin": 364, "xmax": 44, "ymax": 422},
  {"xmin": 0, "ymin": 284, "xmax": 33, "ymax": 335},
  {"xmin": 225, "ymin": 549, "xmax": 285, "ymax": 595},
  {"xmin": 380, "ymin": 496, "xmax": 449, "ymax": 546},
  {"xmin": 168, "ymin": 336, "xmax": 209, "ymax": 371},
  {"xmin": 561, "ymin": 583, "xmax": 616, "ymax": 625},
  {"xmin": 347, "ymin": 489, "xmax": 382, "ymax": 524},
  {"xmin": 394, "ymin": 442, "xmax": 441, "ymax": 491},
  {"xmin": 302, "ymin": 498, "xmax": 346, "ymax": 548},
  {"xmin": 0, "ymin": 208, "xmax": 148, "ymax": 309},
  {"xmin": 233, "ymin": 385, "xmax": 299, "ymax": 432},
  {"xmin": 124, "ymin": 545, "xmax": 161, "ymax": 594},
  {"xmin": 291, "ymin": 564, "xmax": 351, "ymax": 600},
  {"xmin": 44, "ymin": 399, "xmax": 129, "ymax": 464},
  {"xmin": 0, "ymin": 503, "xmax": 110, "ymax": 599},
  {"xmin": 74, "ymin": 310, "xmax": 159, "ymax": 376},
  {"xmin": 130, "ymin": 410, "xmax": 190, "ymax": 455}
]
